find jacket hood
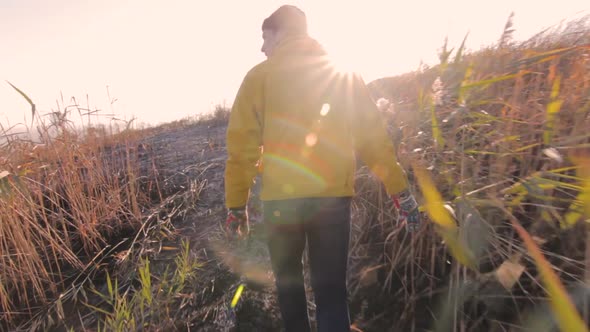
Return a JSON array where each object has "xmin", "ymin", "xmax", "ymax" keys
[{"xmin": 272, "ymin": 35, "xmax": 328, "ymax": 57}]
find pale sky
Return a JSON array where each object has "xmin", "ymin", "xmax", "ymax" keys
[{"xmin": 1, "ymin": 0, "xmax": 588, "ymax": 128}]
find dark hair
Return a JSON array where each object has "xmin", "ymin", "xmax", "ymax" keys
[{"xmin": 262, "ymin": 5, "xmax": 307, "ymax": 35}]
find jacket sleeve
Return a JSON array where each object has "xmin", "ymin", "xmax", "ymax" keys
[
  {"xmin": 224, "ymin": 69, "xmax": 263, "ymax": 209},
  {"xmin": 350, "ymin": 74, "xmax": 409, "ymax": 196}
]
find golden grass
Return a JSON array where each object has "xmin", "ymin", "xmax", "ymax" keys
[
  {"xmin": 1, "ymin": 13, "xmax": 589, "ymax": 331},
  {"xmin": 0, "ymin": 103, "xmax": 157, "ymax": 323},
  {"xmin": 353, "ymin": 14, "xmax": 590, "ymax": 330}
]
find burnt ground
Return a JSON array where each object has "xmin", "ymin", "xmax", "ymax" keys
[
  {"xmin": 128, "ymin": 119, "xmax": 367, "ymax": 331},
  {"xmin": 129, "ymin": 120, "xmax": 286, "ymax": 331},
  {"xmin": 111, "ymin": 119, "xmax": 446, "ymax": 332}
]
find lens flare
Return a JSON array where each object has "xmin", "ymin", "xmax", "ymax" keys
[
  {"xmin": 305, "ymin": 132, "xmax": 318, "ymax": 146},
  {"xmin": 320, "ymin": 103, "xmax": 330, "ymax": 116}
]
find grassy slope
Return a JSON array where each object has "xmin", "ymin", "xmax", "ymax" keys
[
  {"xmin": 1, "ymin": 15, "xmax": 590, "ymax": 331},
  {"xmin": 359, "ymin": 14, "xmax": 590, "ymax": 331}
]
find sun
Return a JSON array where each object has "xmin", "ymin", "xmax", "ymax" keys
[
  {"xmin": 310, "ymin": 22, "xmax": 368, "ymax": 77},
  {"xmin": 328, "ymin": 49, "xmax": 361, "ymax": 75}
]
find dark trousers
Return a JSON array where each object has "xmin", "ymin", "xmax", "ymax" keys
[{"xmin": 263, "ymin": 197, "xmax": 352, "ymax": 332}]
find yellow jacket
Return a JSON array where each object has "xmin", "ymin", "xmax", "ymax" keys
[{"xmin": 224, "ymin": 35, "xmax": 409, "ymax": 209}]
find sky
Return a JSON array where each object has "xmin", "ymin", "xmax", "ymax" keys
[{"xmin": 1, "ymin": 0, "xmax": 588, "ymax": 128}]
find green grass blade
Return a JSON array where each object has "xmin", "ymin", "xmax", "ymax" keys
[
  {"xmin": 565, "ymin": 154, "xmax": 590, "ymax": 228},
  {"xmin": 457, "ymin": 62, "xmax": 473, "ymax": 105},
  {"xmin": 498, "ymin": 203, "xmax": 588, "ymax": 332},
  {"xmin": 453, "ymin": 32, "xmax": 469, "ymax": 64},
  {"xmin": 231, "ymin": 283, "xmax": 245, "ymax": 308},
  {"xmin": 461, "ymin": 72, "xmax": 524, "ymax": 90},
  {"xmin": 6, "ymin": 81, "xmax": 36, "ymax": 125},
  {"xmin": 544, "ymin": 76, "xmax": 563, "ymax": 145},
  {"xmin": 82, "ymin": 302, "xmax": 112, "ymax": 316},
  {"xmin": 413, "ymin": 165, "xmax": 476, "ymax": 269}
]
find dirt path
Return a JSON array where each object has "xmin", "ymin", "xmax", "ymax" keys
[
  {"xmin": 138, "ymin": 120, "xmax": 284, "ymax": 331},
  {"xmin": 75, "ymin": 118, "xmax": 419, "ymax": 332},
  {"xmin": 30, "ymin": 117, "xmax": 435, "ymax": 332}
]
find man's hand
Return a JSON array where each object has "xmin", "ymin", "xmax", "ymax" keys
[
  {"xmin": 392, "ymin": 189, "xmax": 422, "ymax": 232},
  {"xmin": 226, "ymin": 208, "xmax": 249, "ymax": 239}
]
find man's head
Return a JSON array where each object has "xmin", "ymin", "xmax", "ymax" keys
[{"xmin": 261, "ymin": 5, "xmax": 307, "ymax": 57}]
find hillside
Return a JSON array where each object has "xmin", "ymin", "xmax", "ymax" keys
[{"xmin": 1, "ymin": 14, "xmax": 590, "ymax": 332}]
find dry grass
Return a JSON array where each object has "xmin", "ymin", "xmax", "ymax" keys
[
  {"xmin": 0, "ymin": 103, "xmax": 163, "ymax": 325},
  {"xmin": 0, "ymin": 96, "xmax": 225, "ymax": 330},
  {"xmin": 2, "ymin": 13, "xmax": 589, "ymax": 331},
  {"xmin": 352, "ymin": 14, "xmax": 590, "ymax": 331}
]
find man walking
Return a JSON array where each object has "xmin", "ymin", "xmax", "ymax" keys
[{"xmin": 224, "ymin": 5, "xmax": 421, "ymax": 332}]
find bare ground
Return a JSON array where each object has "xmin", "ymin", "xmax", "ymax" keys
[
  {"xmin": 112, "ymin": 119, "xmax": 441, "ymax": 332},
  {"xmin": 130, "ymin": 120, "xmax": 285, "ymax": 331}
]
